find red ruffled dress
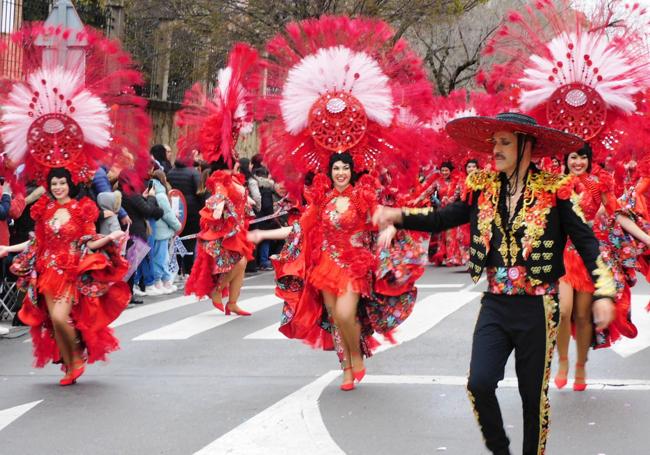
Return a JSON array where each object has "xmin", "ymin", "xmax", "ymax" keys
[
  {"xmin": 561, "ymin": 169, "xmax": 638, "ymax": 348},
  {"xmin": 430, "ymin": 174, "xmax": 465, "ymax": 266},
  {"xmin": 12, "ymin": 197, "xmax": 131, "ymax": 367},
  {"xmin": 273, "ymin": 174, "xmax": 427, "ymax": 364},
  {"xmin": 618, "ymin": 177, "xmax": 650, "ymax": 311},
  {"xmin": 185, "ymin": 171, "xmax": 255, "ymax": 300}
]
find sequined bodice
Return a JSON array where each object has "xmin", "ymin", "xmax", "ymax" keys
[
  {"xmin": 320, "ymin": 187, "xmax": 372, "ymax": 263},
  {"xmin": 33, "ymin": 197, "xmax": 98, "ymax": 275}
]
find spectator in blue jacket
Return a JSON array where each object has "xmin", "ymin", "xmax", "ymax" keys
[
  {"xmin": 92, "ymin": 166, "xmax": 131, "ymax": 226},
  {"xmin": 150, "ymin": 171, "xmax": 181, "ymax": 294}
]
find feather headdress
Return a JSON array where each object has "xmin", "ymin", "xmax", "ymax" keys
[
  {"xmin": 175, "ymin": 43, "xmax": 259, "ymax": 167},
  {"xmin": 0, "ymin": 24, "xmax": 151, "ymax": 185},
  {"xmin": 481, "ymin": 0, "xmax": 650, "ymax": 158},
  {"xmin": 257, "ymin": 15, "xmax": 436, "ymax": 196}
]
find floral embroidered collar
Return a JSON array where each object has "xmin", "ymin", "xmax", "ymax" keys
[{"xmin": 467, "ymin": 166, "xmax": 572, "ymax": 262}]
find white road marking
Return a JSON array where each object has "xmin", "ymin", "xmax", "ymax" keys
[
  {"xmin": 373, "ymin": 291, "xmax": 481, "ymax": 354},
  {"xmin": 244, "ymin": 291, "xmax": 480, "ymax": 342},
  {"xmin": 23, "ymin": 294, "xmax": 201, "ymax": 343},
  {"xmin": 244, "ymin": 291, "xmax": 480, "ymax": 344},
  {"xmin": 194, "ymin": 371, "xmax": 343, "ymax": 455},
  {"xmin": 133, "ymin": 294, "xmax": 280, "ymax": 341},
  {"xmin": 364, "ymin": 375, "xmax": 650, "ymax": 391},
  {"xmin": 242, "ymin": 283, "xmax": 467, "ymax": 292},
  {"xmin": 0, "ymin": 400, "xmax": 42, "ymax": 433},
  {"xmin": 417, "ymin": 284, "xmax": 465, "ymax": 289},
  {"xmin": 611, "ymin": 294, "xmax": 650, "ymax": 358},
  {"xmin": 205, "ymin": 291, "xmax": 481, "ymax": 454},
  {"xmin": 111, "ymin": 295, "xmax": 199, "ymax": 328}
]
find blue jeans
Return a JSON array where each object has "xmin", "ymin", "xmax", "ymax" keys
[
  {"xmin": 259, "ymin": 240, "xmax": 271, "ymax": 268},
  {"xmin": 134, "ymin": 234, "xmax": 156, "ymax": 288},
  {"xmin": 152, "ymin": 238, "xmax": 172, "ymax": 282}
]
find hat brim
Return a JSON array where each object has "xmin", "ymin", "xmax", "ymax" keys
[{"xmin": 445, "ymin": 116, "xmax": 584, "ymax": 157}]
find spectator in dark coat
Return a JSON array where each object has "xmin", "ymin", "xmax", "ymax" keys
[
  {"xmin": 118, "ymin": 174, "xmax": 164, "ymax": 299},
  {"xmin": 168, "ymin": 159, "xmax": 201, "ymax": 276},
  {"xmin": 151, "ymin": 144, "xmax": 173, "ymax": 174}
]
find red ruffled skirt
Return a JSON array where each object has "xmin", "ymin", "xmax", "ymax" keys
[
  {"xmin": 17, "ymin": 249, "xmax": 130, "ymax": 368},
  {"xmin": 185, "ymin": 230, "xmax": 254, "ymax": 299},
  {"xmin": 309, "ymin": 252, "xmax": 371, "ymax": 297},
  {"xmin": 561, "ymin": 246, "xmax": 595, "ymax": 293},
  {"xmin": 561, "ymin": 244, "xmax": 638, "ymax": 349}
]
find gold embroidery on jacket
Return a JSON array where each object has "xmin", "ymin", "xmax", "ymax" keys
[{"xmin": 593, "ymin": 256, "xmax": 616, "ymax": 298}]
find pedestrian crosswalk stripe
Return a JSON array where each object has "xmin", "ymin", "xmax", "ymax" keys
[
  {"xmin": 244, "ymin": 322, "xmax": 282, "ymax": 340},
  {"xmin": 111, "ymin": 295, "xmax": 199, "ymax": 328},
  {"xmin": 244, "ymin": 291, "xmax": 481, "ymax": 344},
  {"xmin": 132, "ymin": 294, "xmax": 281, "ymax": 341},
  {"xmin": 417, "ymin": 284, "xmax": 465, "ymax": 289}
]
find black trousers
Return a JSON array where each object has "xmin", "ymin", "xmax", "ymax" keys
[{"xmin": 467, "ymin": 293, "xmax": 559, "ymax": 455}]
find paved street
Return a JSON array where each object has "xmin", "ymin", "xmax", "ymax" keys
[{"xmin": 1, "ymin": 267, "xmax": 649, "ymax": 455}]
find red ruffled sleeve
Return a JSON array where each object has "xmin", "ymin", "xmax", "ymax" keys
[
  {"xmin": 595, "ymin": 169, "xmax": 620, "ymax": 216},
  {"xmin": 304, "ymin": 173, "xmax": 331, "ymax": 207},
  {"xmin": 77, "ymin": 197, "xmax": 100, "ymax": 237},
  {"xmin": 354, "ymin": 174, "xmax": 380, "ymax": 217},
  {"xmin": 30, "ymin": 196, "xmax": 47, "ymax": 222}
]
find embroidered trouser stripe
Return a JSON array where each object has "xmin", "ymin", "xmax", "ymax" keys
[{"xmin": 466, "ymin": 293, "xmax": 559, "ymax": 455}]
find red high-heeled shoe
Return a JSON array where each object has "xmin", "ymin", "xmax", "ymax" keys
[
  {"xmin": 573, "ymin": 363, "xmax": 587, "ymax": 392},
  {"xmin": 225, "ymin": 303, "xmax": 252, "ymax": 316},
  {"xmin": 353, "ymin": 367, "xmax": 366, "ymax": 383},
  {"xmin": 212, "ymin": 299, "xmax": 224, "ymax": 312},
  {"xmin": 59, "ymin": 360, "xmax": 85, "ymax": 386},
  {"xmin": 340, "ymin": 367, "xmax": 355, "ymax": 391},
  {"xmin": 554, "ymin": 356, "xmax": 569, "ymax": 389}
]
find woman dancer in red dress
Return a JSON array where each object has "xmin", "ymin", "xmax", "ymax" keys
[
  {"xmin": 249, "ymin": 16, "xmax": 435, "ymax": 390},
  {"xmin": 0, "ymin": 24, "xmax": 149, "ymax": 385},
  {"xmin": 0, "ymin": 169, "xmax": 129, "ymax": 385},
  {"xmin": 185, "ymin": 160, "xmax": 255, "ymax": 315},
  {"xmin": 176, "ymin": 43, "xmax": 260, "ymax": 315},
  {"xmin": 250, "ymin": 152, "xmax": 427, "ymax": 390},
  {"xmin": 556, "ymin": 144, "xmax": 650, "ymax": 390}
]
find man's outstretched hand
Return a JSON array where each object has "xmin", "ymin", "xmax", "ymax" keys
[{"xmin": 372, "ymin": 205, "xmax": 403, "ymax": 227}]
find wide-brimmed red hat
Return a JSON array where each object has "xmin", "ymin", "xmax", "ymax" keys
[{"xmin": 445, "ymin": 112, "xmax": 583, "ymax": 157}]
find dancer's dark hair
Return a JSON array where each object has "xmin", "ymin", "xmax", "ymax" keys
[
  {"xmin": 563, "ymin": 142, "xmax": 592, "ymax": 174},
  {"xmin": 47, "ymin": 167, "xmax": 81, "ymax": 199}
]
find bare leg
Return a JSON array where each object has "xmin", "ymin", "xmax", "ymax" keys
[
  {"xmin": 209, "ymin": 288, "xmax": 224, "ymax": 311},
  {"xmin": 226, "ymin": 258, "xmax": 248, "ymax": 313},
  {"xmin": 44, "ymin": 293, "xmax": 78, "ymax": 370},
  {"xmin": 555, "ymin": 280, "xmax": 574, "ymax": 384},
  {"xmin": 323, "ymin": 290, "xmax": 353, "ymax": 386},
  {"xmin": 227, "ymin": 258, "xmax": 247, "ymax": 304},
  {"xmin": 334, "ymin": 288, "xmax": 364, "ymax": 375},
  {"xmin": 209, "ymin": 257, "xmax": 246, "ymax": 312},
  {"xmin": 573, "ymin": 291, "xmax": 593, "ymax": 386}
]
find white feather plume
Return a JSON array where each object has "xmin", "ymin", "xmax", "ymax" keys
[
  {"xmin": 0, "ymin": 65, "xmax": 111, "ymax": 163},
  {"xmin": 519, "ymin": 31, "xmax": 641, "ymax": 113},
  {"xmin": 280, "ymin": 46, "xmax": 393, "ymax": 134},
  {"xmin": 216, "ymin": 66, "xmax": 250, "ymax": 129},
  {"xmin": 429, "ymin": 108, "xmax": 476, "ymax": 132}
]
